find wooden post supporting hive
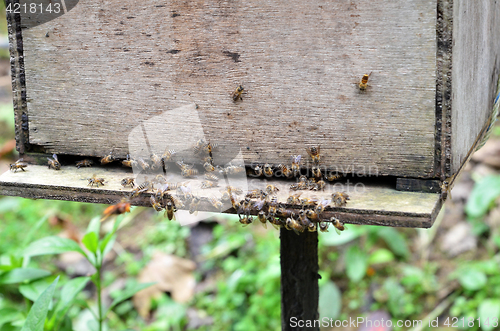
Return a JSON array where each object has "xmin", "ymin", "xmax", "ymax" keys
[{"xmin": 1, "ymin": 0, "xmax": 499, "ymax": 329}]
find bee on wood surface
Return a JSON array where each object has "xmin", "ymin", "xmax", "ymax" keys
[
  {"xmin": 315, "ymin": 199, "xmax": 329, "ymax": 216},
  {"xmin": 161, "ymin": 149, "xmax": 176, "ymax": 163},
  {"xmin": 201, "ymin": 180, "xmax": 218, "ymax": 189},
  {"xmin": 226, "ymin": 186, "xmax": 244, "ymax": 195},
  {"xmin": 267, "ymin": 196, "xmax": 279, "ymax": 219},
  {"xmin": 150, "ymin": 153, "xmax": 163, "ymax": 170},
  {"xmin": 278, "ymin": 164, "xmax": 293, "ymax": 178},
  {"xmin": 239, "ymin": 215, "xmax": 253, "ymax": 226},
  {"xmin": 290, "ymin": 175, "xmax": 308, "ymax": 190},
  {"xmin": 232, "ymin": 85, "xmax": 244, "ymax": 102},
  {"xmin": 136, "ymin": 157, "xmax": 150, "ymax": 171},
  {"xmin": 88, "ymin": 174, "xmax": 105, "ymax": 188},
  {"xmin": 286, "ymin": 193, "xmax": 302, "ymax": 205},
  {"xmin": 182, "ymin": 168, "xmax": 199, "ymax": 178},
  {"xmin": 331, "ymin": 192, "xmax": 350, "ymax": 207},
  {"xmin": 100, "ymin": 153, "xmax": 115, "ymax": 165},
  {"xmin": 164, "ymin": 199, "xmax": 177, "ymax": 220},
  {"xmin": 441, "ymin": 179, "xmax": 452, "ymax": 200},
  {"xmin": 246, "ymin": 189, "xmax": 264, "ymax": 199},
  {"xmin": 177, "ymin": 185, "xmax": 194, "ymax": 201},
  {"xmin": 325, "ymin": 172, "xmax": 342, "ymax": 181},
  {"xmin": 253, "ymin": 199, "xmax": 265, "ymax": 211},
  {"xmin": 102, "ymin": 198, "xmax": 131, "ymax": 221},
  {"xmin": 10, "ymin": 159, "xmax": 28, "ymax": 172},
  {"xmin": 298, "ymin": 209, "xmax": 312, "ymax": 228},
  {"xmin": 238, "ymin": 197, "xmax": 252, "ymax": 216},
  {"xmin": 131, "ymin": 179, "xmax": 154, "ymax": 197},
  {"xmin": 319, "ymin": 221, "xmax": 329, "ymax": 232},
  {"xmin": 47, "ymin": 154, "xmax": 61, "ymax": 170},
  {"xmin": 171, "ymin": 195, "xmax": 185, "ymax": 209},
  {"xmin": 225, "ymin": 164, "xmax": 245, "ymax": 175},
  {"xmin": 257, "ymin": 211, "xmax": 267, "ymax": 229},
  {"xmin": 331, "ymin": 217, "xmax": 347, "ymax": 235},
  {"xmin": 202, "ymin": 156, "xmax": 214, "ymax": 164},
  {"xmin": 286, "ymin": 216, "xmax": 304, "ymax": 235},
  {"xmin": 359, "ymin": 72, "xmax": 372, "ymax": 90},
  {"xmin": 312, "ymin": 166, "xmax": 322, "ymax": 179},
  {"xmin": 291, "ymin": 155, "xmax": 302, "ymax": 177},
  {"xmin": 189, "ymin": 196, "xmax": 201, "ymax": 214},
  {"xmin": 204, "ymin": 162, "xmax": 215, "ymax": 172},
  {"xmin": 266, "ymin": 184, "xmax": 279, "ymax": 194},
  {"xmin": 300, "ymin": 197, "xmax": 318, "ymax": 208},
  {"xmin": 204, "ymin": 173, "xmax": 219, "ymax": 182},
  {"xmin": 310, "ymin": 179, "xmax": 326, "ymax": 191},
  {"xmin": 277, "ymin": 207, "xmax": 293, "ymax": 219},
  {"xmin": 208, "ymin": 196, "xmax": 224, "ymax": 212},
  {"xmin": 264, "ymin": 163, "xmax": 273, "ymax": 177},
  {"xmin": 121, "ymin": 177, "xmax": 135, "ymax": 188},
  {"xmin": 269, "ymin": 217, "xmax": 284, "ymax": 230},
  {"xmin": 306, "ymin": 146, "xmax": 321, "ymax": 164},
  {"xmin": 193, "ymin": 139, "xmax": 207, "ymax": 155},
  {"xmin": 122, "ymin": 154, "xmax": 136, "ymax": 168},
  {"xmin": 305, "ymin": 209, "xmax": 319, "ymax": 223},
  {"xmin": 308, "ymin": 222, "xmax": 317, "ymax": 232},
  {"xmin": 253, "ymin": 165, "xmax": 263, "ymax": 177},
  {"xmin": 150, "ymin": 195, "xmax": 163, "ymax": 212},
  {"xmin": 76, "ymin": 159, "xmax": 93, "ymax": 169}
]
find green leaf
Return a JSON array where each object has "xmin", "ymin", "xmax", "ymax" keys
[
  {"xmin": 20, "ymin": 216, "xmax": 49, "ymax": 250},
  {"xmin": 107, "ymin": 282, "xmax": 156, "ymax": 313},
  {"xmin": 86, "ymin": 216, "xmax": 101, "ymax": 236},
  {"xmin": 345, "ymin": 245, "xmax": 368, "ymax": 282},
  {"xmin": 319, "ymin": 281, "xmax": 341, "ymax": 320},
  {"xmin": 466, "ymin": 175, "xmax": 500, "ymax": 218},
  {"xmin": 0, "ymin": 308, "xmax": 23, "ymax": 327},
  {"xmin": 377, "ymin": 228, "xmax": 409, "ymax": 258},
  {"xmin": 20, "ymin": 276, "xmax": 59, "ymax": 331},
  {"xmin": 368, "ymin": 248, "xmax": 395, "ymax": 265},
  {"xmin": 49, "ymin": 277, "xmax": 90, "ymax": 329},
  {"xmin": 0, "ymin": 268, "xmax": 50, "ymax": 285},
  {"xmin": 19, "ymin": 278, "xmax": 55, "ymax": 302},
  {"xmin": 24, "ymin": 236, "xmax": 85, "ymax": 257},
  {"xmin": 100, "ymin": 234, "xmax": 116, "ymax": 257},
  {"xmin": 458, "ymin": 269, "xmax": 487, "ymax": 291},
  {"xmin": 81, "ymin": 232, "xmax": 98, "ymax": 254},
  {"xmin": 478, "ymin": 299, "xmax": 500, "ymax": 331},
  {"xmin": 321, "ymin": 227, "xmax": 360, "ymax": 246}
]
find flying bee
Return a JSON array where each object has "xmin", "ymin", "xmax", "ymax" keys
[
  {"xmin": 88, "ymin": 174, "xmax": 105, "ymax": 187},
  {"xmin": 136, "ymin": 158, "xmax": 150, "ymax": 171},
  {"xmin": 101, "ymin": 198, "xmax": 131, "ymax": 221},
  {"xmin": 150, "ymin": 153, "xmax": 163, "ymax": 170},
  {"xmin": 319, "ymin": 221, "xmax": 329, "ymax": 232},
  {"xmin": 331, "ymin": 192, "xmax": 350, "ymax": 207},
  {"xmin": 286, "ymin": 193, "xmax": 302, "ymax": 205},
  {"xmin": 182, "ymin": 168, "xmax": 199, "ymax": 178},
  {"xmin": 278, "ymin": 164, "xmax": 294, "ymax": 178},
  {"xmin": 331, "ymin": 217, "xmax": 347, "ymax": 235},
  {"xmin": 204, "ymin": 173, "xmax": 219, "ymax": 181},
  {"xmin": 257, "ymin": 211, "xmax": 267, "ymax": 228},
  {"xmin": 208, "ymin": 196, "xmax": 224, "ymax": 212},
  {"xmin": 164, "ymin": 199, "xmax": 176, "ymax": 220},
  {"xmin": 122, "ymin": 154, "xmax": 136, "ymax": 168},
  {"xmin": 150, "ymin": 195, "xmax": 163, "ymax": 212},
  {"xmin": 10, "ymin": 159, "xmax": 28, "ymax": 172},
  {"xmin": 312, "ymin": 166, "xmax": 322, "ymax": 179},
  {"xmin": 264, "ymin": 164, "xmax": 273, "ymax": 177},
  {"xmin": 239, "ymin": 215, "xmax": 253, "ymax": 226},
  {"xmin": 232, "ymin": 85, "xmax": 244, "ymax": 102},
  {"xmin": 266, "ymin": 184, "xmax": 279, "ymax": 194},
  {"xmin": 204, "ymin": 162, "xmax": 215, "ymax": 172},
  {"xmin": 121, "ymin": 177, "xmax": 135, "ymax": 188},
  {"xmin": 306, "ymin": 146, "xmax": 321, "ymax": 164},
  {"xmin": 76, "ymin": 159, "xmax": 93, "ymax": 169},
  {"xmin": 47, "ymin": 154, "xmax": 61, "ymax": 170},
  {"xmin": 291, "ymin": 155, "xmax": 302, "ymax": 177},
  {"xmin": 100, "ymin": 153, "xmax": 115, "ymax": 165},
  {"xmin": 161, "ymin": 149, "xmax": 176, "ymax": 163},
  {"xmin": 201, "ymin": 180, "xmax": 218, "ymax": 189},
  {"xmin": 189, "ymin": 196, "xmax": 201, "ymax": 215},
  {"xmin": 253, "ymin": 165, "xmax": 263, "ymax": 177},
  {"xmin": 359, "ymin": 72, "xmax": 372, "ymax": 90}
]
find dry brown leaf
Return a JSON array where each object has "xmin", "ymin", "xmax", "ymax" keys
[{"xmin": 133, "ymin": 252, "xmax": 196, "ymax": 318}]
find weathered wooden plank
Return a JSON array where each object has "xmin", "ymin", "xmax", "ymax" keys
[
  {"xmin": 0, "ymin": 165, "xmax": 441, "ymax": 228},
  {"xmin": 451, "ymin": 0, "xmax": 500, "ymax": 175},
  {"xmin": 396, "ymin": 178, "xmax": 441, "ymax": 193},
  {"xmin": 19, "ymin": 0, "xmax": 437, "ymax": 177}
]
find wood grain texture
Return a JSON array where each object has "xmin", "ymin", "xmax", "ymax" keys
[
  {"xmin": 19, "ymin": 0, "xmax": 437, "ymax": 177},
  {"xmin": 0, "ymin": 165, "xmax": 441, "ymax": 228},
  {"xmin": 451, "ymin": 0, "xmax": 500, "ymax": 174}
]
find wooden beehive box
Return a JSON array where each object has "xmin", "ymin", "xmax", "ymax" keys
[{"xmin": 1, "ymin": 0, "xmax": 499, "ymax": 228}]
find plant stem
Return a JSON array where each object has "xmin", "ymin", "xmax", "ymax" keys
[{"xmin": 96, "ymin": 263, "xmax": 103, "ymax": 331}]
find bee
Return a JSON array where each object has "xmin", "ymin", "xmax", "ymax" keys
[
  {"xmin": 136, "ymin": 158, "xmax": 150, "ymax": 171},
  {"xmin": 88, "ymin": 174, "xmax": 105, "ymax": 187},
  {"xmin": 122, "ymin": 154, "xmax": 136, "ymax": 168},
  {"xmin": 331, "ymin": 192, "xmax": 350, "ymax": 207},
  {"xmin": 232, "ymin": 85, "xmax": 244, "ymax": 102},
  {"xmin": 121, "ymin": 177, "xmax": 135, "ymax": 188},
  {"xmin": 102, "ymin": 198, "xmax": 131, "ymax": 221},
  {"xmin": 203, "ymin": 156, "xmax": 214, "ymax": 164},
  {"xmin": 308, "ymin": 222, "xmax": 317, "ymax": 232},
  {"xmin": 326, "ymin": 172, "xmax": 342, "ymax": 181},
  {"xmin": 182, "ymin": 168, "xmax": 199, "ymax": 178},
  {"xmin": 312, "ymin": 166, "xmax": 322, "ymax": 179},
  {"xmin": 298, "ymin": 209, "xmax": 312, "ymax": 228},
  {"xmin": 131, "ymin": 179, "xmax": 154, "ymax": 197},
  {"xmin": 266, "ymin": 184, "xmax": 279, "ymax": 194},
  {"xmin": 208, "ymin": 196, "xmax": 224, "ymax": 212},
  {"xmin": 226, "ymin": 186, "xmax": 243, "ymax": 195},
  {"xmin": 47, "ymin": 154, "xmax": 61, "ymax": 170},
  {"xmin": 331, "ymin": 217, "xmax": 347, "ymax": 235},
  {"xmin": 269, "ymin": 217, "xmax": 284, "ymax": 230},
  {"xmin": 441, "ymin": 180, "xmax": 451, "ymax": 200},
  {"xmin": 315, "ymin": 199, "xmax": 329, "ymax": 216},
  {"xmin": 305, "ymin": 209, "xmax": 320, "ymax": 222},
  {"xmin": 257, "ymin": 211, "xmax": 267, "ymax": 228},
  {"xmin": 189, "ymin": 196, "xmax": 201, "ymax": 214},
  {"xmin": 310, "ymin": 179, "xmax": 326, "ymax": 191},
  {"xmin": 201, "ymin": 180, "xmax": 218, "ymax": 189},
  {"xmin": 238, "ymin": 197, "xmax": 252, "ymax": 216},
  {"xmin": 319, "ymin": 221, "xmax": 329, "ymax": 232},
  {"xmin": 238, "ymin": 215, "xmax": 253, "ymax": 226},
  {"xmin": 226, "ymin": 164, "xmax": 245, "ymax": 175},
  {"xmin": 76, "ymin": 159, "xmax": 93, "ymax": 169},
  {"xmin": 161, "ymin": 149, "xmax": 176, "ymax": 163},
  {"xmin": 177, "ymin": 185, "xmax": 194, "ymax": 201},
  {"xmin": 100, "ymin": 153, "xmax": 115, "ymax": 165},
  {"xmin": 359, "ymin": 72, "xmax": 372, "ymax": 90},
  {"xmin": 153, "ymin": 174, "xmax": 167, "ymax": 185},
  {"xmin": 290, "ymin": 175, "xmax": 308, "ymax": 190},
  {"xmin": 164, "ymin": 199, "xmax": 177, "ymax": 220},
  {"xmin": 150, "ymin": 195, "xmax": 163, "ymax": 212},
  {"xmin": 253, "ymin": 165, "xmax": 263, "ymax": 177},
  {"xmin": 193, "ymin": 139, "xmax": 207, "ymax": 155},
  {"xmin": 204, "ymin": 141, "xmax": 218, "ymax": 155},
  {"xmin": 204, "ymin": 162, "xmax": 215, "ymax": 172},
  {"xmin": 277, "ymin": 207, "xmax": 293, "ymax": 218},
  {"xmin": 267, "ymin": 196, "xmax": 279, "ymax": 219},
  {"xmin": 204, "ymin": 173, "xmax": 219, "ymax": 181},
  {"xmin": 291, "ymin": 155, "xmax": 302, "ymax": 177},
  {"xmin": 306, "ymin": 146, "xmax": 321, "ymax": 164},
  {"xmin": 253, "ymin": 199, "xmax": 265, "ymax": 211},
  {"xmin": 264, "ymin": 163, "xmax": 273, "ymax": 177},
  {"xmin": 286, "ymin": 193, "xmax": 302, "ymax": 205},
  {"xmin": 286, "ymin": 216, "xmax": 304, "ymax": 235},
  {"xmin": 300, "ymin": 197, "xmax": 318, "ymax": 207},
  {"xmin": 246, "ymin": 189, "xmax": 264, "ymax": 199},
  {"xmin": 150, "ymin": 153, "xmax": 163, "ymax": 170},
  {"xmin": 278, "ymin": 164, "xmax": 294, "ymax": 178},
  {"xmin": 10, "ymin": 159, "xmax": 28, "ymax": 172},
  {"xmin": 171, "ymin": 196, "xmax": 185, "ymax": 209}
]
